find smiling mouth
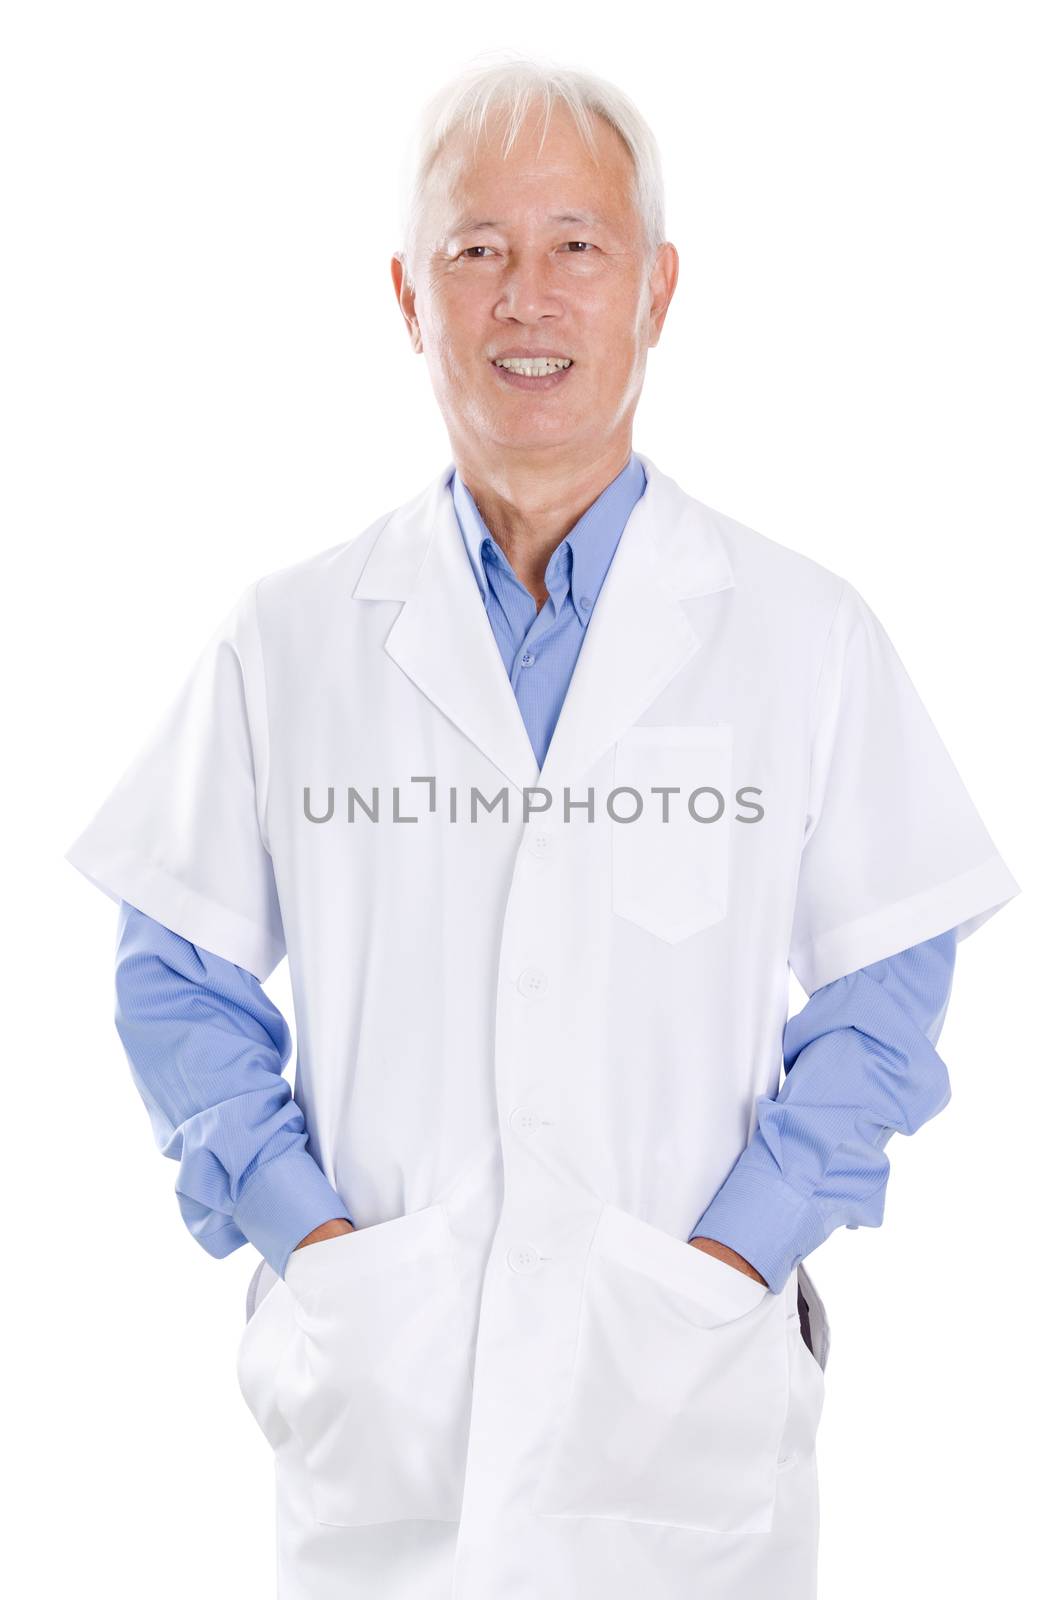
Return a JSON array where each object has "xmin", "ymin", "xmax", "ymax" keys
[{"xmin": 491, "ymin": 356, "xmax": 574, "ymax": 377}]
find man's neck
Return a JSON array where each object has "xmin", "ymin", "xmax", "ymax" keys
[{"xmin": 453, "ymin": 439, "xmax": 633, "ymax": 598}]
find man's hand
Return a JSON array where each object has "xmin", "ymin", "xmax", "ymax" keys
[
  {"xmin": 690, "ymin": 1235, "xmax": 768, "ymax": 1287},
  {"xmin": 293, "ymin": 1217, "xmax": 356, "ymax": 1252}
]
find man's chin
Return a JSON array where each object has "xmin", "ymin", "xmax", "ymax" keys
[{"xmin": 482, "ymin": 414, "xmax": 589, "ymax": 453}]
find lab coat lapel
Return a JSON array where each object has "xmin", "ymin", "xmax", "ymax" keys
[
  {"xmin": 352, "ymin": 465, "xmax": 541, "ymax": 791},
  {"xmin": 536, "ymin": 454, "xmax": 737, "ymax": 797},
  {"xmin": 351, "ymin": 454, "xmax": 736, "ymax": 800}
]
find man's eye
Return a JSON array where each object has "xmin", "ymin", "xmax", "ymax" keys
[{"xmin": 458, "ymin": 241, "xmax": 594, "ymax": 259}]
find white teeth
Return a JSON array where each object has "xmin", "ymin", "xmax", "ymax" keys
[{"xmin": 493, "ymin": 357, "xmax": 572, "ymax": 375}]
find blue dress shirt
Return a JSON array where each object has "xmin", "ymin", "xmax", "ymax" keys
[
  {"xmin": 112, "ymin": 450, "xmax": 958, "ymax": 1287},
  {"xmin": 449, "ymin": 451, "xmax": 645, "ymax": 767},
  {"xmin": 689, "ymin": 927, "xmax": 956, "ymax": 1290},
  {"xmin": 113, "ymin": 901, "xmax": 353, "ymax": 1278}
]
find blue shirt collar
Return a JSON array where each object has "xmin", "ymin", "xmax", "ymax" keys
[{"xmin": 450, "ymin": 452, "xmax": 647, "ymax": 626}]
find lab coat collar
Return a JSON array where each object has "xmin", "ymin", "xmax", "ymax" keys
[{"xmin": 351, "ymin": 453, "xmax": 736, "ymax": 796}]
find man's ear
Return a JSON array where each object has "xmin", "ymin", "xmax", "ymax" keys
[
  {"xmin": 647, "ymin": 242, "xmax": 679, "ymax": 348},
  {"xmin": 390, "ymin": 254, "xmax": 423, "ymax": 354}
]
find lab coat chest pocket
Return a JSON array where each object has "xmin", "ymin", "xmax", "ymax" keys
[
  {"xmin": 531, "ymin": 1203, "xmax": 791, "ymax": 1534},
  {"xmin": 611, "ymin": 723, "xmax": 733, "ymax": 943},
  {"xmin": 269, "ymin": 1204, "xmax": 476, "ymax": 1527}
]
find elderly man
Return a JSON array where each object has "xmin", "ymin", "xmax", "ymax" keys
[{"xmin": 66, "ymin": 55, "xmax": 1018, "ymax": 1600}]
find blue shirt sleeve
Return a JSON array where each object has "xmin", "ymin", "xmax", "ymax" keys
[
  {"xmin": 113, "ymin": 899, "xmax": 353, "ymax": 1280},
  {"xmin": 688, "ymin": 927, "xmax": 957, "ymax": 1291}
]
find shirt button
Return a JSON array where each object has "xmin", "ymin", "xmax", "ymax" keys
[
  {"xmin": 579, "ymin": 595, "xmax": 592, "ymax": 611},
  {"xmin": 509, "ymin": 1106, "xmax": 542, "ymax": 1135},
  {"xmin": 521, "ymin": 651, "xmax": 536, "ymax": 666},
  {"xmin": 507, "ymin": 1243, "xmax": 542, "ymax": 1274},
  {"xmin": 516, "ymin": 966, "xmax": 548, "ymax": 998}
]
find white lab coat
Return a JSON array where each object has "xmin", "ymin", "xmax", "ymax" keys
[{"xmin": 66, "ymin": 454, "xmax": 1019, "ymax": 1599}]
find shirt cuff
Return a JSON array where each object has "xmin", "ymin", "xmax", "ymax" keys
[
  {"xmin": 232, "ymin": 1149, "xmax": 354, "ymax": 1280},
  {"xmin": 687, "ymin": 1158, "xmax": 829, "ymax": 1295}
]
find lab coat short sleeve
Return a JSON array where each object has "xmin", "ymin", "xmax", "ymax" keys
[
  {"xmin": 787, "ymin": 580, "xmax": 1019, "ymax": 994},
  {"xmin": 65, "ymin": 581, "xmax": 285, "ymax": 981}
]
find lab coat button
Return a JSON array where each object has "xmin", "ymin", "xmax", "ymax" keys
[
  {"xmin": 527, "ymin": 830, "xmax": 551, "ymax": 857},
  {"xmin": 506, "ymin": 1244, "xmax": 542, "ymax": 1274},
  {"xmin": 508, "ymin": 1105, "xmax": 541, "ymax": 1134},
  {"xmin": 516, "ymin": 966, "xmax": 548, "ymax": 998}
]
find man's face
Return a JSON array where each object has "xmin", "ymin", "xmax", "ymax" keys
[{"xmin": 392, "ymin": 104, "xmax": 678, "ymax": 462}]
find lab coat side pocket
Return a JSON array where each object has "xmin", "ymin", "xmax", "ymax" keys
[
  {"xmin": 531, "ymin": 1201, "xmax": 790, "ymax": 1534},
  {"xmin": 236, "ymin": 1258, "xmax": 297, "ymax": 1453},
  {"xmin": 611, "ymin": 723, "xmax": 733, "ymax": 944},
  {"xmin": 273, "ymin": 1203, "xmax": 476, "ymax": 1528},
  {"xmin": 777, "ymin": 1264, "xmax": 828, "ymax": 1472}
]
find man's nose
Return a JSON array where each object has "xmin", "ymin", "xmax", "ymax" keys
[{"xmin": 494, "ymin": 256, "xmax": 563, "ymax": 321}]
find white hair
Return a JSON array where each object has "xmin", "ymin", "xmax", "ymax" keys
[{"xmin": 397, "ymin": 50, "xmax": 666, "ymax": 278}]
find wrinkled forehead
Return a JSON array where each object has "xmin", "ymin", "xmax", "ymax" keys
[{"xmin": 421, "ymin": 103, "xmax": 637, "ymax": 238}]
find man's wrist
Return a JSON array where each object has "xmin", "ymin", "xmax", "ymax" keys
[
  {"xmin": 231, "ymin": 1149, "xmax": 355, "ymax": 1279},
  {"xmin": 689, "ymin": 1234, "xmax": 768, "ymax": 1286},
  {"xmin": 294, "ymin": 1216, "xmax": 356, "ymax": 1251}
]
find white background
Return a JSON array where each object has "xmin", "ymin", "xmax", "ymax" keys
[{"xmin": 3, "ymin": 3, "xmax": 1055, "ymax": 1594}]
